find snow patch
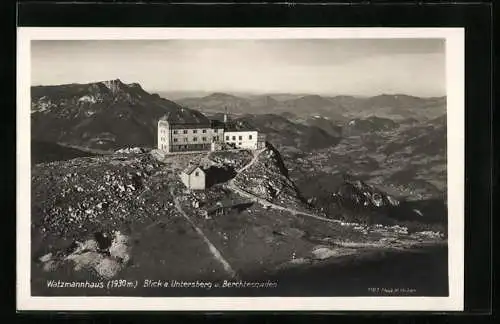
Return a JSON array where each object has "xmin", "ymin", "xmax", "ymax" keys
[
  {"xmin": 39, "ymin": 253, "xmax": 53, "ymax": 263},
  {"xmin": 109, "ymin": 231, "xmax": 131, "ymax": 263},
  {"xmin": 415, "ymin": 231, "xmax": 443, "ymax": 239},
  {"xmin": 95, "ymin": 258, "xmax": 122, "ymax": 279},
  {"xmin": 388, "ymin": 225, "xmax": 409, "ymax": 235},
  {"xmin": 387, "ymin": 195, "xmax": 400, "ymax": 206},
  {"xmin": 413, "ymin": 209, "xmax": 424, "ymax": 217},
  {"xmin": 312, "ymin": 247, "xmax": 337, "ymax": 260},
  {"xmin": 115, "ymin": 147, "xmax": 145, "ymax": 154},
  {"xmin": 78, "ymin": 95, "xmax": 97, "ymax": 104},
  {"xmin": 57, "ymin": 232, "xmax": 132, "ymax": 279}
]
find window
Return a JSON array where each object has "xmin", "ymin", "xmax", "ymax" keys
[
  {"xmin": 183, "ymin": 130, "xmax": 188, "ymax": 134},
  {"xmin": 226, "ymin": 136, "xmax": 229, "ymax": 140},
  {"xmin": 214, "ymin": 129, "xmax": 218, "ymax": 133},
  {"xmin": 193, "ymin": 130, "xmax": 198, "ymax": 134},
  {"xmin": 202, "ymin": 137, "xmax": 207, "ymax": 142},
  {"xmin": 249, "ymin": 135, "xmax": 253, "ymax": 140},
  {"xmin": 183, "ymin": 138, "xmax": 188, "ymax": 142},
  {"xmin": 202, "ymin": 129, "xmax": 207, "ymax": 133},
  {"xmin": 213, "ymin": 136, "xmax": 217, "ymax": 141},
  {"xmin": 173, "ymin": 130, "xmax": 178, "ymax": 134},
  {"xmin": 193, "ymin": 137, "xmax": 198, "ymax": 142},
  {"xmin": 238, "ymin": 142, "xmax": 242, "ymax": 146},
  {"xmin": 239, "ymin": 135, "xmax": 242, "ymax": 140},
  {"xmin": 173, "ymin": 138, "xmax": 178, "ymax": 142},
  {"xmin": 232, "ymin": 136, "xmax": 236, "ymax": 140},
  {"xmin": 195, "ymin": 171, "xmax": 199, "ymax": 176}
]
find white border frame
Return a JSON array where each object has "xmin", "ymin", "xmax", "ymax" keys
[{"xmin": 17, "ymin": 27, "xmax": 464, "ymax": 311}]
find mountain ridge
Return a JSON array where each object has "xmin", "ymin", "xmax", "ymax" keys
[
  {"xmin": 176, "ymin": 92, "xmax": 446, "ymax": 121},
  {"xmin": 31, "ymin": 80, "xmax": 208, "ymax": 150}
]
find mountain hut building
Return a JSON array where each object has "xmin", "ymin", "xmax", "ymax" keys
[
  {"xmin": 158, "ymin": 110, "xmax": 263, "ymax": 153},
  {"xmin": 223, "ymin": 120, "xmax": 259, "ymax": 150},
  {"xmin": 158, "ymin": 116, "xmax": 224, "ymax": 153}
]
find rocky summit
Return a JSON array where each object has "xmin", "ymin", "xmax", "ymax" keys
[
  {"xmin": 333, "ymin": 176, "xmax": 400, "ymax": 209},
  {"xmin": 232, "ymin": 142, "xmax": 307, "ymax": 210},
  {"xmin": 31, "ymin": 79, "xmax": 208, "ymax": 150}
]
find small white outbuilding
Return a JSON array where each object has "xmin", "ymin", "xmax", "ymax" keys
[{"xmin": 180, "ymin": 164, "xmax": 206, "ymax": 190}]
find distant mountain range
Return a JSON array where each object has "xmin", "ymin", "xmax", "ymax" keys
[
  {"xmin": 176, "ymin": 92, "xmax": 446, "ymax": 121},
  {"xmin": 236, "ymin": 114, "xmax": 341, "ymax": 152},
  {"xmin": 343, "ymin": 116, "xmax": 400, "ymax": 136}
]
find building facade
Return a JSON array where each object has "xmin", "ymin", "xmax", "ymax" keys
[
  {"xmin": 180, "ymin": 164, "xmax": 206, "ymax": 190},
  {"xmin": 224, "ymin": 130, "xmax": 258, "ymax": 150},
  {"xmin": 158, "ymin": 113, "xmax": 262, "ymax": 153},
  {"xmin": 158, "ymin": 119, "xmax": 224, "ymax": 153}
]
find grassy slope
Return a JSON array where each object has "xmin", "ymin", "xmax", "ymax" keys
[{"xmin": 31, "ymin": 140, "xmax": 97, "ymax": 164}]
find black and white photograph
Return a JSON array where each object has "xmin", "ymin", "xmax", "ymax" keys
[{"xmin": 17, "ymin": 28, "xmax": 464, "ymax": 311}]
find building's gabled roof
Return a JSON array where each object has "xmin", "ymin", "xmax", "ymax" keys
[
  {"xmin": 224, "ymin": 120, "xmax": 256, "ymax": 132},
  {"xmin": 182, "ymin": 164, "xmax": 205, "ymax": 176},
  {"xmin": 160, "ymin": 110, "xmax": 211, "ymax": 128},
  {"xmin": 169, "ymin": 123, "xmax": 212, "ymax": 130}
]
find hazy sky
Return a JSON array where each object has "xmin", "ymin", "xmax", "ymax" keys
[{"xmin": 31, "ymin": 39, "xmax": 445, "ymax": 97}]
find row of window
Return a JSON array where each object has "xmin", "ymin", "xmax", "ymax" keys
[
  {"xmin": 226, "ymin": 135, "xmax": 253, "ymax": 141},
  {"xmin": 172, "ymin": 136, "xmax": 221, "ymax": 143},
  {"xmin": 160, "ymin": 136, "xmax": 221, "ymax": 143},
  {"xmin": 162, "ymin": 135, "xmax": 253, "ymax": 142},
  {"xmin": 172, "ymin": 129, "xmax": 220, "ymax": 135},
  {"xmin": 162, "ymin": 142, "xmax": 256, "ymax": 150},
  {"xmin": 160, "ymin": 130, "xmax": 254, "ymax": 142},
  {"xmin": 160, "ymin": 129, "xmax": 255, "ymax": 142}
]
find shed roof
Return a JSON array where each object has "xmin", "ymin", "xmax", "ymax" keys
[{"xmin": 182, "ymin": 164, "xmax": 205, "ymax": 175}]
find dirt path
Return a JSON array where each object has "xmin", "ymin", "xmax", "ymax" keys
[
  {"xmin": 228, "ymin": 181, "xmax": 345, "ymax": 226},
  {"xmin": 226, "ymin": 148, "xmax": 346, "ymax": 226},
  {"xmin": 227, "ymin": 183, "xmax": 445, "ymax": 250},
  {"xmin": 169, "ymin": 188, "xmax": 238, "ymax": 279},
  {"xmin": 236, "ymin": 148, "xmax": 265, "ymax": 173}
]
